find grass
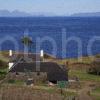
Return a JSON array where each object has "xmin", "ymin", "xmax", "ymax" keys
[
  {"xmin": 93, "ymin": 88, "xmax": 100, "ymax": 93},
  {"xmin": 2, "ymin": 79, "xmax": 77, "ymax": 97},
  {"xmin": 7, "ymin": 80, "xmax": 25, "ymax": 85},
  {"xmin": 0, "ymin": 69, "xmax": 7, "ymax": 80},
  {"xmin": 92, "ymin": 95, "xmax": 100, "ymax": 100},
  {"xmin": 69, "ymin": 70, "xmax": 100, "ymax": 82},
  {"xmin": 91, "ymin": 87, "xmax": 100, "ymax": 94},
  {"xmin": 91, "ymin": 88, "xmax": 100, "ymax": 100},
  {"xmin": 0, "ymin": 85, "xmax": 77, "ymax": 100},
  {"xmin": 57, "ymin": 55, "xmax": 95, "ymax": 65},
  {"xmin": 0, "ymin": 51, "xmax": 9, "ymax": 62}
]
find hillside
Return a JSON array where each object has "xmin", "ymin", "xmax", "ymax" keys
[{"xmin": 0, "ymin": 51, "xmax": 100, "ymax": 100}]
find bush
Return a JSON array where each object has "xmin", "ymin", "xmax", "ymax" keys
[
  {"xmin": 0, "ymin": 60, "xmax": 8, "ymax": 69},
  {"xmin": 8, "ymin": 79, "xmax": 15, "ymax": 84},
  {"xmin": 88, "ymin": 57, "xmax": 100, "ymax": 75}
]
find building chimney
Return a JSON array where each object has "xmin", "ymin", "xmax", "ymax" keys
[
  {"xmin": 9, "ymin": 50, "xmax": 13, "ymax": 69},
  {"xmin": 9, "ymin": 50, "xmax": 12, "ymax": 56},
  {"xmin": 40, "ymin": 50, "xmax": 44, "ymax": 61}
]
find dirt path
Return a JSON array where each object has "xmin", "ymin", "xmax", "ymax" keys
[{"xmin": 76, "ymin": 83, "xmax": 95, "ymax": 100}]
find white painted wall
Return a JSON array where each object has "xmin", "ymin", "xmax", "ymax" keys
[
  {"xmin": 8, "ymin": 63, "xmax": 14, "ymax": 69},
  {"xmin": 9, "ymin": 50, "xmax": 13, "ymax": 56}
]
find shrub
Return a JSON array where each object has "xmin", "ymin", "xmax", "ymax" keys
[
  {"xmin": 88, "ymin": 57, "xmax": 100, "ymax": 75},
  {"xmin": 0, "ymin": 60, "xmax": 8, "ymax": 69},
  {"xmin": 8, "ymin": 79, "xmax": 15, "ymax": 84}
]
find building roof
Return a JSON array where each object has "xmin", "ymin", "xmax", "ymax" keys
[
  {"xmin": 9, "ymin": 61, "xmax": 68, "ymax": 81},
  {"xmin": 9, "ymin": 62, "xmax": 66, "ymax": 72}
]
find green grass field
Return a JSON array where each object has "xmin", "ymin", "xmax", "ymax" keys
[
  {"xmin": 0, "ymin": 69, "xmax": 7, "ymax": 80},
  {"xmin": 0, "ymin": 51, "xmax": 9, "ymax": 62},
  {"xmin": 0, "ymin": 51, "xmax": 100, "ymax": 100},
  {"xmin": 69, "ymin": 70, "xmax": 100, "ymax": 82},
  {"xmin": 91, "ymin": 87, "xmax": 100, "ymax": 100}
]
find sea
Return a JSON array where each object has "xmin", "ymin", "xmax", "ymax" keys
[{"xmin": 0, "ymin": 17, "xmax": 100, "ymax": 58}]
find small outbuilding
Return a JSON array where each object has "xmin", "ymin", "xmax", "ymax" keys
[
  {"xmin": 8, "ymin": 61, "xmax": 68, "ymax": 84},
  {"xmin": 8, "ymin": 51, "xmax": 68, "ymax": 84}
]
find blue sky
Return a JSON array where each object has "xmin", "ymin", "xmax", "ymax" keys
[{"xmin": 0, "ymin": 0, "xmax": 100, "ymax": 15}]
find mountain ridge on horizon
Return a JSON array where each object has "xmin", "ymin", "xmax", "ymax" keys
[
  {"xmin": 0, "ymin": 10, "xmax": 100, "ymax": 17},
  {"xmin": 0, "ymin": 10, "xmax": 51, "ymax": 17},
  {"xmin": 71, "ymin": 12, "xmax": 100, "ymax": 17}
]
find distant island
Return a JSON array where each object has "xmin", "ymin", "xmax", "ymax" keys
[
  {"xmin": 0, "ymin": 10, "xmax": 56, "ymax": 17},
  {"xmin": 0, "ymin": 10, "xmax": 31, "ymax": 17},
  {"xmin": 71, "ymin": 12, "xmax": 100, "ymax": 17},
  {"xmin": 0, "ymin": 10, "xmax": 100, "ymax": 17}
]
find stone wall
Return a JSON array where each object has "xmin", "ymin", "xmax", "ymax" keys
[{"xmin": 7, "ymin": 72, "xmax": 47, "ymax": 84}]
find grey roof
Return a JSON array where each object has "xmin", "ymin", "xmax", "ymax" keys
[
  {"xmin": 9, "ymin": 62, "xmax": 68, "ymax": 81},
  {"xmin": 9, "ymin": 62, "xmax": 66, "ymax": 72}
]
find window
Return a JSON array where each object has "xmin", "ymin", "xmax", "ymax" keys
[{"xmin": 37, "ymin": 72, "xmax": 40, "ymax": 76}]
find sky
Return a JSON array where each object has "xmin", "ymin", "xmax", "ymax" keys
[{"xmin": 0, "ymin": 0, "xmax": 100, "ymax": 15}]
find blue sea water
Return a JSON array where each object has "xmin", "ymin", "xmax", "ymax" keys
[{"xmin": 0, "ymin": 17, "xmax": 100, "ymax": 58}]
